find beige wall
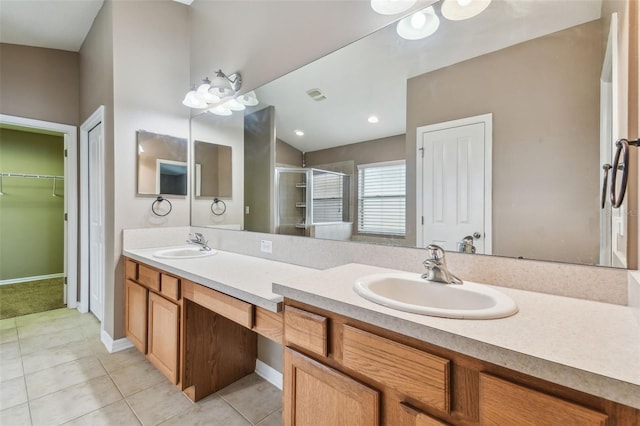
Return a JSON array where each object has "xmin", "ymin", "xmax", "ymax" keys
[
  {"xmin": 79, "ymin": 0, "xmax": 190, "ymax": 340},
  {"xmin": 244, "ymin": 107, "xmax": 275, "ymax": 233},
  {"xmin": 276, "ymin": 139, "xmax": 302, "ymax": 167},
  {"xmin": 0, "ymin": 44, "xmax": 79, "ymax": 126},
  {"xmin": 406, "ymin": 21, "xmax": 602, "ymax": 264},
  {"xmin": 191, "ymin": 113, "xmax": 245, "ymax": 227}
]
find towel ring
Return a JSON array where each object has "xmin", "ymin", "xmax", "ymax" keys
[
  {"xmin": 610, "ymin": 138, "xmax": 640, "ymax": 209},
  {"xmin": 152, "ymin": 196, "xmax": 172, "ymax": 217},
  {"xmin": 211, "ymin": 198, "xmax": 226, "ymax": 216}
]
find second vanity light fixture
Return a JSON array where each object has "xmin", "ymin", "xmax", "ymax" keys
[
  {"xmin": 371, "ymin": 0, "xmax": 492, "ymax": 40},
  {"xmin": 182, "ymin": 69, "xmax": 259, "ymax": 116}
]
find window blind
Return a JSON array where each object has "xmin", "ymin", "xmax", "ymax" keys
[
  {"xmin": 357, "ymin": 161, "xmax": 406, "ymax": 236},
  {"xmin": 312, "ymin": 172, "xmax": 346, "ymax": 223}
]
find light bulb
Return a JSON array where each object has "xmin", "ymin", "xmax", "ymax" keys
[
  {"xmin": 411, "ymin": 11, "xmax": 426, "ymax": 29},
  {"xmin": 457, "ymin": 0, "xmax": 472, "ymax": 6},
  {"xmin": 368, "ymin": 116, "xmax": 379, "ymax": 124},
  {"xmin": 295, "ymin": 130, "xmax": 304, "ymax": 136}
]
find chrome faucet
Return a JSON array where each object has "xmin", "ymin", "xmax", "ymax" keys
[
  {"xmin": 186, "ymin": 232, "xmax": 212, "ymax": 251},
  {"xmin": 421, "ymin": 244, "xmax": 463, "ymax": 284},
  {"xmin": 457, "ymin": 235, "xmax": 476, "ymax": 254}
]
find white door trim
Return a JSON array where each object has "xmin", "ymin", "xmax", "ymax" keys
[
  {"xmin": 416, "ymin": 113, "xmax": 492, "ymax": 253},
  {"xmin": 0, "ymin": 114, "xmax": 78, "ymax": 308},
  {"xmin": 80, "ymin": 106, "xmax": 105, "ymax": 315}
]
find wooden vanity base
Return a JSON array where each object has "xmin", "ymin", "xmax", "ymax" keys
[{"xmin": 182, "ymin": 298, "xmax": 257, "ymax": 402}]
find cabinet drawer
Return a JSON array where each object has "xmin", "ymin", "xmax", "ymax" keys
[
  {"xmin": 138, "ymin": 264, "xmax": 160, "ymax": 292},
  {"xmin": 160, "ymin": 274, "xmax": 180, "ymax": 301},
  {"xmin": 182, "ymin": 280, "xmax": 253, "ymax": 328},
  {"xmin": 342, "ymin": 325, "xmax": 450, "ymax": 412},
  {"xmin": 254, "ymin": 307, "xmax": 283, "ymax": 344},
  {"xmin": 400, "ymin": 403, "xmax": 451, "ymax": 426},
  {"xmin": 284, "ymin": 306, "xmax": 328, "ymax": 357},
  {"xmin": 479, "ymin": 373, "xmax": 608, "ymax": 425},
  {"xmin": 125, "ymin": 259, "xmax": 138, "ymax": 280}
]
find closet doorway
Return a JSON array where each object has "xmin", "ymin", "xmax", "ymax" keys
[{"xmin": 0, "ymin": 114, "xmax": 78, "ymax": 318}]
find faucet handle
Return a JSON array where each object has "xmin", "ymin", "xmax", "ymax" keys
[
  {"xmin": 425, "ymin": 244, "xmax": 446, "ymax": 261},
  {"xmin": 189, "ymin": 232, "xmax": 205, "ymax": 242}
]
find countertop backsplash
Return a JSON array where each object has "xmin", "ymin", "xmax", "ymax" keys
[{"xmin": 122, "ymin": 226, "xmax": 630, "ymax": 306}]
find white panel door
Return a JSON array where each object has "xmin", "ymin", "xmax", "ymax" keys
[
  {"xmin": 88, "ymin": 122, "xmax": 104, "ymax": 321},
  {"xmin": 420, "ymin": 122, "xmax": 486, "ymax": 253}
]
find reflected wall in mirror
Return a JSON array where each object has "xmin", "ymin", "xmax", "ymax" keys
[
  {"xmin": 137, "ymin": 130, "xmax": 188, "ymax": 196},
  {"xmin": 194, "ymin": 141, "xmax": 232, "ymax": 198},
  {"xmin": 190, "ymin": 0, "xmax": 636, "ymax": 268}
]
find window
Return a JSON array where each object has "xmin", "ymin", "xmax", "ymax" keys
[{"xmin": 357, "ymin": 161, "xmax": 406, "ymax": 236}]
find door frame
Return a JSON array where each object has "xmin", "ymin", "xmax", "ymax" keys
[
  {"xmin": 0, "ymin": 113, "xmax": 78, "ymax": 308},
  {"xmin": 415, "ymin": 113, "xmax": 492, "ymax": 253},
  {"xmin": 79, "ymin": 106, "xmax": 105, "ymax": 315}
]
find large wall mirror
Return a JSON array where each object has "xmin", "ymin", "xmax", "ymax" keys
[
  {"xmin": 191, "ymin": 0, "xmax": 635, "ymax": 268},
  {"xmin": 138, "ymin": 130, "xmax": 188, "ymax": 196}
]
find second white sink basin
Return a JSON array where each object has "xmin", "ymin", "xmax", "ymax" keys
[
  {"xmin": 354, "ymin": 272, "xmax": 518, "ymax": 319},
  {"xmin": 153, "ymin": 247, "xmax": 217, "ymax": 259}
]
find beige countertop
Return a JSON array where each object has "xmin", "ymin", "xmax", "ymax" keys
[
  {"xmin": 124, "ymin": 246, "xmax": 317, "ymax": 312},
  {"xmin": 272, "ymin": 263, "xmax": 640, "ymax": 409}
]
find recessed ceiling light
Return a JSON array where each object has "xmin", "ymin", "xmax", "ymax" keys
[
  {"xmin": 295, "ymin": 130, "xmax": 305, "ymax": 136},
  {"xmin": 368, "ymin": 116, "xmax": 379, "ymax": 124}
]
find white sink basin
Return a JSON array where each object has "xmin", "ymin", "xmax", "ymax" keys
[
  {"xmin": 354, "ymin": 272, "xmax": 518, "ymax": 319},
  {"xmin": 152, "ymin": 247, "xmax": 217, "ymax": 259}
]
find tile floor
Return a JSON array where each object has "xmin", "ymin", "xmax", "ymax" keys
[{"xmin": 0, "ymin": 308, "xmax": 283, "ymax": 425}]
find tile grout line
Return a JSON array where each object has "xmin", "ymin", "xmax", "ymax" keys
[
  {"xmin": 15, "ymin": 320, "xmax": 34, "ymax": 426},
  {"xmin": 100, "ymin": 356, "xmax": 145, "ymax": 425}
]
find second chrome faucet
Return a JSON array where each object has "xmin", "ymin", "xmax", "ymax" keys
[
  {"xmin": 421, "ymin": 244, "xmax": 463, "ymax": 285},
  {"xmin": 187, "ymin": 232, "xmax": 212, "ymax": 252}
]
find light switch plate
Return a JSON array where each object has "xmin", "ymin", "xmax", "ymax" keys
[{"xmin": 260, "ymin": 240, "xmax": 272, "ymax": 253}]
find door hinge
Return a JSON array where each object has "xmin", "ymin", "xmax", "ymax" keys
[
  {"xmin": 419, "ymin": 147, "xmax": 424, "ymax": 158},
  {"xmin": 64, "ymin": 277, "xmax": 67, "ymax": 285},
  {"xmin": 421, "ymin": 216, "xmax": 424, "ymax": 225},
  {"xmin": 64, "ymin": 149, "xmax": 68, "ymax": 157},
  {"xmin": 64, "ymin": 213, "xmax": 68, "ymax": 221}
]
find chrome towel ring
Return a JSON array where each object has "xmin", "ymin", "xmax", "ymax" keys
[
  {"xmin": 610, "ymin": 138, "xmax": 640, "ymax": 209},
  {"xmin": 152, "ymin": 195, "xmax": 172, "ymax": 216},
  {"xmin": 211, "ymin": 198, "xmax": 226, "ymax": 216}
]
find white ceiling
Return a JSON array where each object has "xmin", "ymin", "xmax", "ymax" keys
[
  {"xmin": 254, "ymin": 0, "xmax": 603, "ymax": 153},
  {"xmin": 0, "ymin": 0, "xmax": 104, "ymax": 52}
]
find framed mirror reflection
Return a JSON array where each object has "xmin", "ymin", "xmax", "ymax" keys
[
  {"xmin": 190, "ymin": 0, "xmax": 637, "ymax": 269},
  {"xmin": 137, "ymin": 130, "xmax": 188, "ymax": 196}
]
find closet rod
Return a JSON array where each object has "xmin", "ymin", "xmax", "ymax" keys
[{"xmin": 0, "ymin": 172, "xmax": 64, "ymax": 180}]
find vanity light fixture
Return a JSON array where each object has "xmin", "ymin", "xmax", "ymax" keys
[
  {"xmin": 396, "ymin": 6, "xmax": 440, "ymax": 40},
  {"xmin": 208, "ymin": 104, "xmax": 232, "ymax": 116},
  {"xmin": 236, "ymin": 91, "xmax": 259, "ymax": 106},
  {"xmin": 370, "ymin": 0, "xmax": 416, "ymax": 15},
  {"xmin": 183, "ymin": 69, "xmax": 249, "ymax": 113},
  {"xmin": 209, "ymin": 69, "xmax": 242, "ymax": 98},
  {"xmin": 441, "ymin": 0, "xmax": 492, "ymax": 21},
  {"xmin": 368, "ymin": 115, "xmax": 379, "ymax": 124},
  {"xmin": 295, "ymin": 130, "xmax": 305, "ymax": 136}
]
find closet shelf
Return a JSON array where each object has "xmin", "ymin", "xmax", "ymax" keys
[{"xmin": 1, "ymin": 172, "xmax": 64, "ymax": 180}]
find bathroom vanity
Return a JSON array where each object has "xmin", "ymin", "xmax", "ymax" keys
[{"xmin": 122, "ymin": 243, "xmax": 640, "ymax": 425}]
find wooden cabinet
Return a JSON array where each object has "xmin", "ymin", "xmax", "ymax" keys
[
  {"xmin": 124, "ymin": 260, "xmax": 181, "ymax": 385},
  {"xmin": 282, "ymin": 300, "xmax": 636, "ymax": 426},
  {"xmin": 124, "ymin": 279, "xmax": 148, "ymax": 353},
  {"xmin": 479, "ymin": 374, "xmax": 608, "ymax": 426},
  {"xmin": 283, "ymin": 348, "xmax": 380, "ymax": 426},
  {"xmin": 147, "ymin": 292, "xmax": 180, "ymax": 384}
]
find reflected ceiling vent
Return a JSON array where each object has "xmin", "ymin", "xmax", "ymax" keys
[{"xmin": 306, "ymin": 88, "xmax": 327, "ymax": 101}]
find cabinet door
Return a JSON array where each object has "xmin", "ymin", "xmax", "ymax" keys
[
  {"xmin": 125, "ymin": 279, "xmax": 148, "ymax": 353},
  {"xmin": 479, "ymin": 374, "xmax": 608, "ymax": 426},
  {"xmin": 147, "ymin": 292, "xmax": 180, "ymax": 384},
  {"xmin": 283, "ymin": 348, "xmax": 379, "ymax": 426}
]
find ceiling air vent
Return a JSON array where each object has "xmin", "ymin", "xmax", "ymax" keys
[{"xmin": 306, "ymin": 88, "xmax": 327, "ymax": 101}]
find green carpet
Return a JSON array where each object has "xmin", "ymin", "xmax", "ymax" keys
[{"xmin": 0, "ymin": 278, "xmax": 66, "ymax": 319}]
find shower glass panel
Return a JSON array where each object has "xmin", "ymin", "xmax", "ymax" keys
[{"xmin": 275, "ymin": 167, "xmax": 351, "ymax": 237}]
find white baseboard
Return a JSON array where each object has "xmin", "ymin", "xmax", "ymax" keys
[
  {"xmin": 255, "ymin": 359, "xmax": 283, "ymax": 390},
  {"xmin": 0, "ymin": 273, "xmax": 65, "ymax": 286},
  {"xmin": 100, "ymin": 330, "xmax": 134, "ymax": 353}
]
